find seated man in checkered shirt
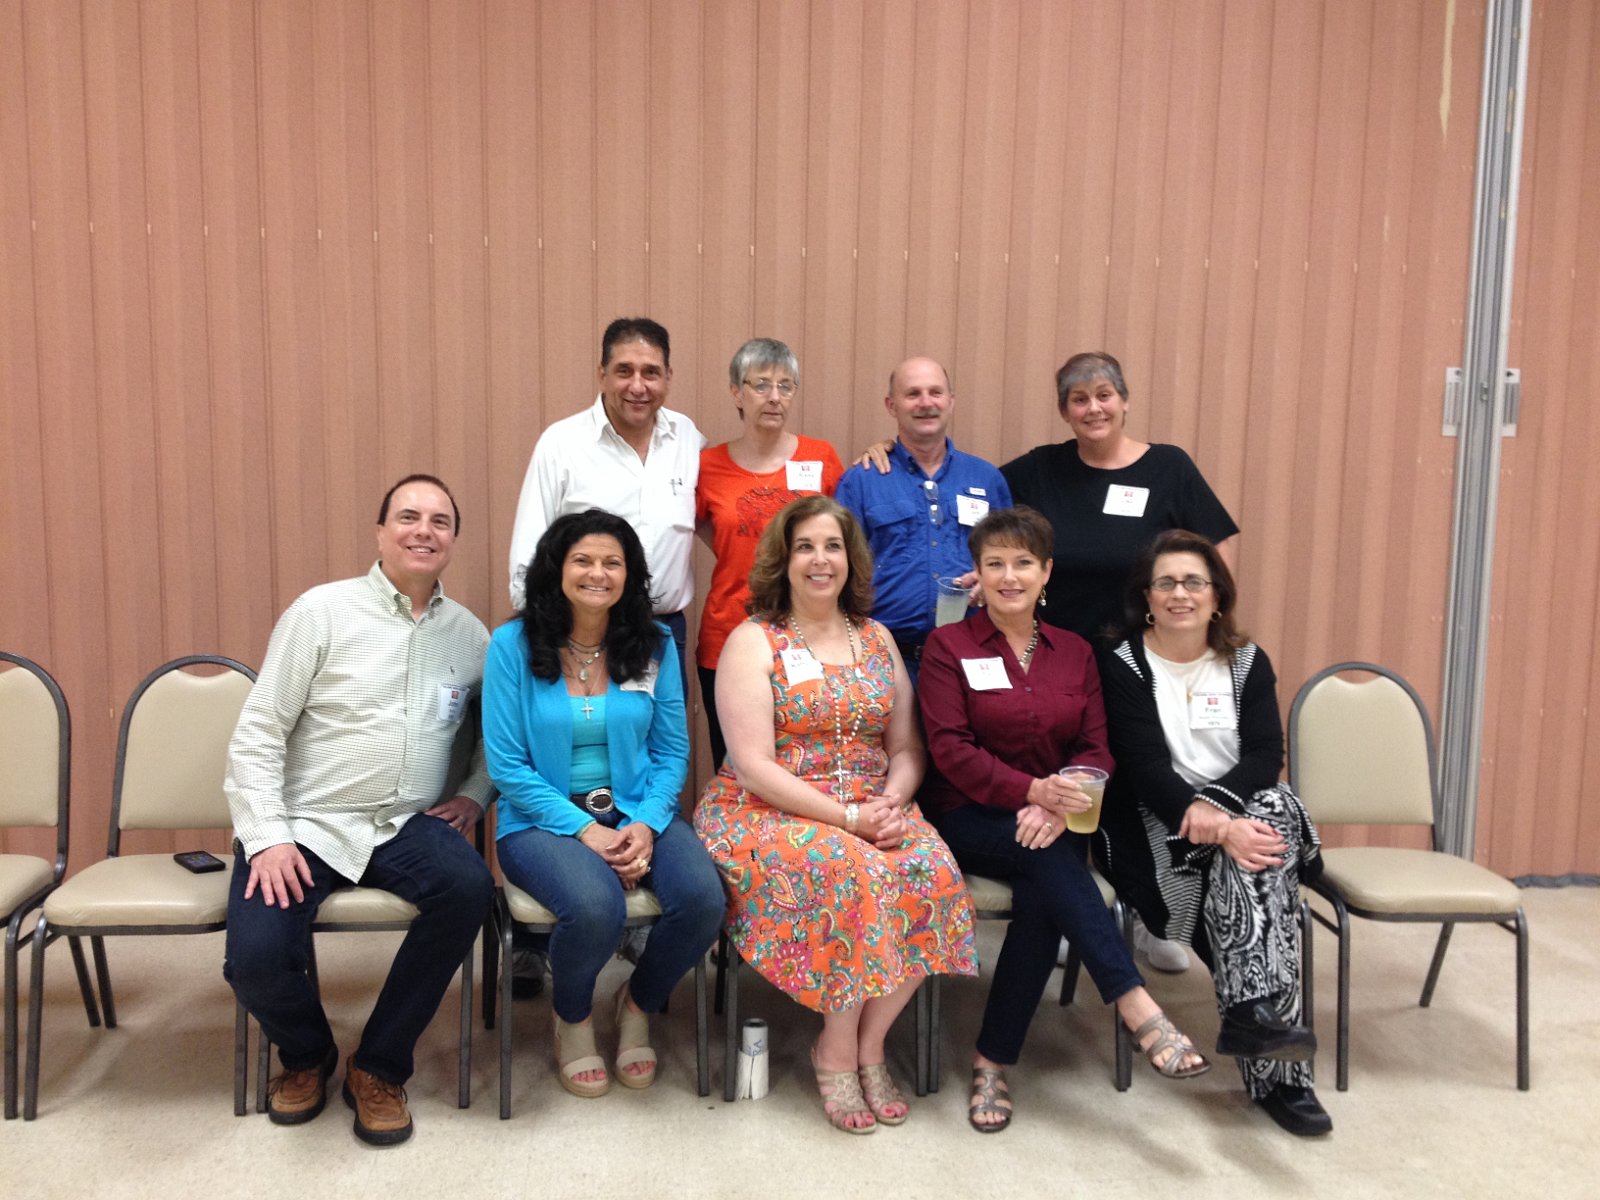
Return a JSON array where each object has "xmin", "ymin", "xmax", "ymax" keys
[{"xmin": 223, "ymin": 474, "xmax": 493, "ymax": 1147}]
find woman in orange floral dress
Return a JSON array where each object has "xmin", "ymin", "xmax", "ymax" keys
[{"xmin": 694, "ymin": 495, "xmax": 977, "ymax": 1134}]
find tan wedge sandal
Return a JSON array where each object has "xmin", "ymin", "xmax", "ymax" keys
[
  {"xmin": 554, "ymin": 1014, "xmax": 611, "ymax": 1098},
  {"xmin": 613, "ymin": 980, "xmax": 657, "ymax": 1089}
]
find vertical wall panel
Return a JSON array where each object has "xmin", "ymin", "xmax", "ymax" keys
[{"xmin": 4, "ymin": 1, "xmax": 1593, "ymax": 876}]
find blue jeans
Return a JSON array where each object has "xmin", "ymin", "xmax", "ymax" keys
[
  {"xmin": 223, "ymin": 813, "xmax": 493, "ymax": 1084},
  {"xmin": 496, "ymin": 817, "xmax": 723, "ymax": 1023},
  {"xmin": 930, "ymin": 802, "xmax": 1144, "ymax": 1066}
]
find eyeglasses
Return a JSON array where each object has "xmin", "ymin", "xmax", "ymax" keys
[
  {"xmin": 921, "ymin": 478, "xmax": 940, "ymax": 525},
  {"xmin": 742, "ymin": 379, "xmax": 796, "ymax": 398},
  {"xmin": 1149, "ymin": 575, "xmax": 1212, "ymax": 594}
]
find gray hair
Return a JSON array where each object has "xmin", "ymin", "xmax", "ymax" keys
[
  {"xmin": 728, "ymin": 338, "xmax": 800, "ymax": 390},
  {"xmin": 1055, "ymin": 351, "xmax": 1129, "ymax": 411}
]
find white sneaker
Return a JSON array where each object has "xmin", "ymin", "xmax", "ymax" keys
[{"xmin": 1134, "ymin": 920, "xmax": 1189, "ymax": 973}]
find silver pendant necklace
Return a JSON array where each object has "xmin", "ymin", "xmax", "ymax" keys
[{"xmin": 566, "ymin": 639, "xmax": 603, "ymax": 683}]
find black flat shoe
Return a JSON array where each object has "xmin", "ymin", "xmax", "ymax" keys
[
  {"xmin": 1257, "ymin": 1083, "xmax": 1333, "ymax": 1136},
  {"xmin": 1215, "ymin": 1001, "xmax": 1318, "ymax": 1062}
]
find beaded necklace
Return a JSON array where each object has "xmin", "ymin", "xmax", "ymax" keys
[
  {"xmin": 1017, "ymin": 619, "xmax": 1041, "ymax": 672},
  {"xmin": 787, "ymin": 613, "xmax": 864, "ymax": 801}
]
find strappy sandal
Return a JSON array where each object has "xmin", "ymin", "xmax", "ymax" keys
[
  {"xmin": 968, "ymin": 1065, "xmax": 1012, "ymax": 1133},
  {"xmin": 613, "ymin": 980, "xmax": 657, "ymax": 1089},
  {"xmin": 857, "ymin": 1063, "xmax": 909, "ymax": 1126},
  {"xmin": 554, "ymin": 1014, "xmax": 611, "ymax": 1098},
  {"xmin": 1131, "ymin": 1012, "xmax": 1212, "ymax": 1079},
  {"xmin": 811, "ymin": 1044, "xmax": 876, "ymax": 1135}
]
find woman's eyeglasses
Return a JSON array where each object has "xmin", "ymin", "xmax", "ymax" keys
[
  {"xmin": 1149, "ymin": 575, "xmax": 1212, "ymax": 593},
  {"xmin": 742, "ymin": 379, "xmax": 796, "ymax": 398}
]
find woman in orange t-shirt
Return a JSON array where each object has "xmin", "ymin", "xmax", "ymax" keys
[{"xmin": 696, "ymin": 338, "xmax": 843, "ymax": 768}]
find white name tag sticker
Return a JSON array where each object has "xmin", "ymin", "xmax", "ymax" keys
[
  {"xmin": 620, "ymin": 661, "xmax": 659, "ymax": 695},
  {"xmin": 1189, "ymin": 691, "xmax": 1235, "ymax": 730},
  {"xmin": 785, "ymin": 460, "xmax": 823, "ymax": 492},
  {"xmin": 1102, "ymin": 485, "xmax": 1150, "ymax": 517},
  {"xmin": 961, "ymin": 657, "xmax": 1011, "ymax": 691},
  {"xmin": 438, "ymin": 684, "xmax": 469, "ymax": 723},
  {"xmin": 780, "ymin": 648, "xmax": 824, "ymax": 685},
  {"xmin": 956, "ymin": 493, "xmax": 989, "ymax": 526}
]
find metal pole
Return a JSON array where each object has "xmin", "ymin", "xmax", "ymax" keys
[{"xmin": 1437, "ymin": 0, "xmax": 1531, "ymax": 858}]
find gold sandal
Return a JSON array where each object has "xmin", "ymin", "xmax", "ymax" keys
[
  {"xmin": 857, "ymin": 1063, "xmax": 909, "ymax": 1125},
  {"xmin": 1131, "ymin": 1012, "xmax": 1212, "ymax": 1079},
  {"xmin": 811, "ymin": 1044, "xmax": 876, "ymax": 1135},
  {"xmin": 613, "ymin": 980, "xmax": 656, "ymax": 1089}
]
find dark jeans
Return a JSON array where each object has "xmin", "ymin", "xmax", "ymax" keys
[
  {"xmin": 931, "ymin": 802, "xmax": 1144, "ymax": 1066},
  {"xmin": 659, "ymin": 609, "xmax": 689, "ymax": 696},
  {"xmin": 697, "ymin": 664, "xmax": 727, "ymax": 771},
  {"xmin": 223, "ymin": 813, "xmax": 493, "ymax": 1084},
  {"xmin": 495, "ymin": 817, "xmax": 724, "ymax": 1023}
]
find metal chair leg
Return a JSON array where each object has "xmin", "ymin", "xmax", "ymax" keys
[
  {"xmin": 713, "ymin": 930, "xmax": 728, "ymax": 1016},
  {"xmin": 498, "ymin": 900, "xmax": 514, "ymax": 1120},
  {"xmin": 913, "ymin": 980, "xmax": 928, "ymax": 1097},
  {"xmin": 23, "ymin": 913, "xmax": 47, "ymax": 1120},
  {"xmin": 65, "ymin": 936, "xmax": 101, "ymax": 1027},
  {"xmin": 457, "ymin": 940, "xmax": 473, "ymax": 1108},
  {"xmin": 90, "ymin": 936, "xmax": 115, "ymax": 1029},
  {"xmin": 928, "ymin": 973, "xmax": 942, "ymax": 1094},
  {"xmin": 1514, "ymin": 908, "xmax": 1530, "ymax": 1091},
  {"xmin": 482, "ymin": 905, "xmax": 499, "ymax": 1031},
  {"xmin": 1300, "ymin": 899, "xmax": 1315, "ymax": 1034},
  {"xmin": 1419, "ymin": 922, "xmax": 1455, "ymax": 1007},
  {"xmin": 722, "ymin": 950, "xmax": 740, "ymax": 1102},
  {"xmin": 694, "ymin": 954, "xmax": 710, "ymax": 1098},
  {"xmin": 1334, "ymin": 898, "xmax": 1351, "ymax": 1092}
]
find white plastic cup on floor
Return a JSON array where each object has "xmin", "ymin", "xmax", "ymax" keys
[{"xmin": 735, "ymin": 1018, "xmax": 769, "ymax": 1099}]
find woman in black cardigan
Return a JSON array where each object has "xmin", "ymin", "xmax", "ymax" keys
[{"xmin": 1095, "ymin": 530, "xmax": 1329, "ymax": 1137}]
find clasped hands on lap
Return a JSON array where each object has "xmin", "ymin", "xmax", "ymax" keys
[
  {"xmin": 1178, "ymin": 799, "xmax": 1286, "ymax": 872},
  {"xmin": 848, "ymin": 790, "xmax": 911, "ymax": 850},
  {"xmin": 577, "ymin": 820, "xmax": 655, "ymax": 890}
]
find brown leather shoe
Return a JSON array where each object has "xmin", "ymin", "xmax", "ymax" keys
[
  {"xmin": 341, "ymin": 1056, "xmax": 413, "ymax": 1145},
  {"xmin": 267, "ymin": 1045, "xmax": 338, "ymax": 1125}
]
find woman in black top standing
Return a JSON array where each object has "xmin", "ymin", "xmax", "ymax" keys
[
  {"xmin": 1002, "ymin": 350, "xmax": 1238, "ymax": 973},
  {"xmin": 1000, "ymin": 351, "xmax": 1238, "ymax": 646}
]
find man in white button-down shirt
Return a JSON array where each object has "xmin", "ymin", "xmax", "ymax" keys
[
  {"xmin": 507, "ymin": 317, "xmax": 704, "ymax": 679},
  {"xmin": 223, "ymin": 475, "xmax": 493, "ymax": 1146}
]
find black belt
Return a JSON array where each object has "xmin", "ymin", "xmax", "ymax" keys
[
  {"xmin": 571, "ymin": 788, "xmax": 622, "ymax": 828},
  {"xmin": 887, "ymin": 629, "xmax": 928, "ymax": 661}
]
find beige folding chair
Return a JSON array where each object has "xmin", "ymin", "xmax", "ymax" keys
[
  {"xmin": 1289, "ymin": 662, "xmax": 1529, "ymax": 1091},
  {"xmin": 23, "ymin": 655, "xmax": 255, "ymax": 1119},
  {"xmin": 489, "ymin": 880, "xmax": 710, "ymax": 1118},
  {"xmin": 2, "ymin": 652, "xmax": 99, "ymax": 1120},
  {"xmin": 239, "ymin": 700, "xmax": 489, "ymax": 1114}
]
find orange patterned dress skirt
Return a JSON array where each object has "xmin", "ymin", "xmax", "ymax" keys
[{"xmin": 694, "ymin": 618, "xmax": 977, "ymax": 1013}]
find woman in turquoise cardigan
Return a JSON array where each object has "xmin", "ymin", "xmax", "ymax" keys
[{"xmin": 484, "ymin": 509, "xmax": 723, "ymax": 1098}]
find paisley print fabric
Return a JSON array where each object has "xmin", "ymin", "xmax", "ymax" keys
[{"xmin": 694, "ymin": 619, "xmax": 977, "ymax": 1012}]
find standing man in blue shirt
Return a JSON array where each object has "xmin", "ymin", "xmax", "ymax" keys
[{"xmin": 836, "ymin": 357, "xmax": 1011, "ymax": 682}]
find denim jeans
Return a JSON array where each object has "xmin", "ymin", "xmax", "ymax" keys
[
  {"xmin": 930, "ymin": 802, "xmax": 1144, "ymax": 1066},
  {"xmin": 496, "ymin": 816, "xmax": 724, "ymax": 1023},
  {"xmin": 223, "ymin": 813, "xmax": 493, "ymax": 1084}
]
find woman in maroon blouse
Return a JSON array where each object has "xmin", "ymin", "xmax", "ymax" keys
[{"xmin": 919, "ymin": 506, "xmax": 1208, "ymax": 1132}]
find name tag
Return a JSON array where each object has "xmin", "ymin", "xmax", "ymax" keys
[
  {"xmin": 780, "ymin": 648, "xmax": 823, "ymax": 685},
  {"xmin": 956, "ymin": 493, "xmax": 989, "ymax": 526},
  {"xmin": 1102, "ymin": 485, "xmax": 1149, "ymax": 517},
  {"xmin": 785, "ymin": 460, "xmax": 823, "ymax": 492},
  {"xmin": 438, "ymin": 684, "xmax": 469, "ymax": 723},
  {"xmin": 620, "ymin": 661, "xmax": 660, "ymax": 695},
  {"xmin": 961, "ymin": 657, "xmax": 1011, "ymax": 691},
  {"xmin": 1189, "ymin": 691, "xmax": 1235, "ymax": 730}
]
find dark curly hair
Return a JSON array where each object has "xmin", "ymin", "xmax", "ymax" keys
[
  {"xmin": 1119, "ymin": 529, "xmax": 1248, "ymax": 657},
  {"xmin": 746, "ymin": 495, "xmax": 874, "ymax": 623},
  {"xmin": 517, "ymin": 509, "xmax": 663, "ymax": 683}
]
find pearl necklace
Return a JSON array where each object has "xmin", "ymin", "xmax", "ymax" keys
[{"xmin": 787, "ymin": 613, "xmax": 864, "ymax": 801}]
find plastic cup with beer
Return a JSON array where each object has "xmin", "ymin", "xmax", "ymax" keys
[
  {"xmin": 934, "ymin": 576, "xmax": 970, "ymax": 627},
  {"xmin": 1056, "ymin": 764, "xmax": 1109, "ymax": 834}
]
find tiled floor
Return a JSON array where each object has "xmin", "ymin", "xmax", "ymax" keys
[{"xmin": 5, "ymin": 885, "xmax": 1595, "ymax": 1199}]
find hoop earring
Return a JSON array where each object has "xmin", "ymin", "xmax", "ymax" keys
[
  {"xmin": 1211, "ymin": 611, "xmax": 1221, "ymax": 622},
  {"xmin": 1145, "ymin": 612, "xmax": 1156, "ymax": 626}
]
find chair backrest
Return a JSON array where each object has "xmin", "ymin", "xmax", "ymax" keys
[
  {"xmin": 1288, "ymin": 662, "xmax": 1437, "ymax": 828},
  {"xmin": 112, "ymin": 656, "xmax": 257, "ymax": 843},
  {"xmin": 0, "ymin": 652, "xmax": 70, "ymax": 843}
]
